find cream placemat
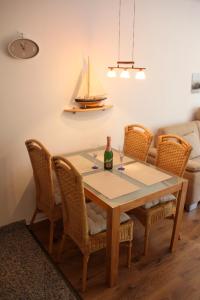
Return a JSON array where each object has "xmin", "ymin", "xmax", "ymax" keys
[
  {"xmin": 65, "ymin": 155, "xmax": 95, "ymax": 173},
  {"xmin": 123, "ymin": 162, "xmax": 172, "ymax": 185},
  {"xmin": 88, "ymin": 149, "xmax": 133, "ymax": 165},
  {"xmin": 84, "ymin": 171, "xmax": 140, "ymax": 199}
]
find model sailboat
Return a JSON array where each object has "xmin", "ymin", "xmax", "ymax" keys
[{"xmin": 75, "ymin": 58, "xmax": 107, "ymax": 108}]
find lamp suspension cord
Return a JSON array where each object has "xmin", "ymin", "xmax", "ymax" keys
[
  {"xmin": 131, "ymin": 0, "xmax": 136, "ymax": 62},
  {"xmin": 118, "ymin": 0, "xmax": 122, "ymax": 62},
  {"xmin": 118, "ymin": 0, "xmax": 136, "ymax": 62}
]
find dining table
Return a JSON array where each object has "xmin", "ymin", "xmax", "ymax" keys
[{"xmin": 64, "ymin": 146, "xmax": 188, "ymax": 288}]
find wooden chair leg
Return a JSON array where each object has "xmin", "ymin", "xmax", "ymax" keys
[
  {"xmin": 172, "ymin": 214, "xmax": 181, "ymax": 240},
  {"xmin": 30, "ymin": 208, "xmax": 38, "ymax": 226},
  {"xmin": 82, "ymin": 254, "xmax": 90, "ymax": 292},
  {"xmin": 144, "ymin": 224, "xmax": 150, "ymax": 256},
  {"xmin": 57, "ymin": 233, "xmax": 66, "ymax": 262},
  {"xmin": 127, "ymin": 241, "xmax": 132, "ymax": 269},
  {"xmin": 49, "ymin": 221, "xmax": 55, "ymax": 254}
]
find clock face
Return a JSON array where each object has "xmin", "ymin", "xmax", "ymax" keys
[{"xmin": 8, "ymin": 38, "xmax": 39, "ymax": 59}]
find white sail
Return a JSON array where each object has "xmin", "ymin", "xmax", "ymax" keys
[{"xmin": 76, "ymin": 58, "xmax": 107, "ymax": 100}]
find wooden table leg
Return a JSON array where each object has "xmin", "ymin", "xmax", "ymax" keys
[
  {"xmin": 106, "ymin": 207, "xmax": 120, "ymax": 287},
  {"xmin": 170, "ymin": 180, "xmax": 188, "ymax": 252}
]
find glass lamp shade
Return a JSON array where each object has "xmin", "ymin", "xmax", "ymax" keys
[
  {"xmin": 120, "ymin": 70, "xmax": 130, "ymax": 79},
  {"xmin": 135, "ymin": 70, "xmax": 146, "ymax": 80},
  {"xmin": 107, "ymin": 69, "xmax": 117, "ymax": 78}
]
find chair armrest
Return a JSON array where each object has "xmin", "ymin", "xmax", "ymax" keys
[{"xmin": 186, "ymin": 159, "xmax": 200, "ymax": 172}]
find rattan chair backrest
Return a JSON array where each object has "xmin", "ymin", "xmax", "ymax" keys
[
  {"xmin": 156, "ymin": 134, "xmax": 192, "ymax": 177},
  {"xmin": 124, "ymin": 124, "xmax": 153, "ymax": 161},
  {"xmin": 53, "ymin": 156, "xmax": 89, "ymax": 250},
  {"xmin": 25, "ymin": 139, "xmax": 55, "ymax": 210}
]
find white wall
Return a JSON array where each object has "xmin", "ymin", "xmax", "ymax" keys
[
  {"xmin": 1, "ymin": 0, "xmax": 200, "ymax": 226},
  {"xmin": 0, "ymin": 0, "xmax": 91, "ymax": 226},
  {"xmin": 89, "ymin": 0, "xmax": 200, "ymax": 131}
]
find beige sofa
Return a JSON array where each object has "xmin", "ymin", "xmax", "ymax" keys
[{"xmin": 148, "ymin": 120, "xmax": 200, "ymax": 211}]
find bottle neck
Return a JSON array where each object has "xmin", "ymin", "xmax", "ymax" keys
[{"xmin": 106, "ymin": 136, "xmax": 111, "ymax": 151}]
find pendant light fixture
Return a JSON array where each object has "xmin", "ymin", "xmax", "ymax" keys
[{"xmin": 107, "ymin": 0, "xmax": 146, "ymax": 79}]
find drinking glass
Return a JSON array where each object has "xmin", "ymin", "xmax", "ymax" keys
[
  {"xmin": 92, "ymin": 152, "xmax": 98, "ymax": 169},
  {"xmin": 118, "ymin": 147, "xmax": 125, "ymax": 171}
]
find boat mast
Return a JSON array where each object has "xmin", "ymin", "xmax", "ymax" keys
[{"xmin": 87, "ymin": 56, "xmax": 90, "ymax": 97}]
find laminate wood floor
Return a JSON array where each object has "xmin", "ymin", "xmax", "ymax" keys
[{"xmin": 32, "ymin": 206, "xmax": 200, "ymax": 300}]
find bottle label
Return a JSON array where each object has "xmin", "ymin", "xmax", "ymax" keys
[
  {"xmin": 104, "ymin": 156, "xmax": 113, "ymax": 170},
  {"xmin": 104, "ymin": 137, "xmax": 113, "ymax": 170},
  {"xmin": 105, "ymin": 159, "xmax": 112, "ymax": 169}
]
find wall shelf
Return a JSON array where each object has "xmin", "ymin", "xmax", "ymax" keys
[{"xmin": 64, "ymin": 105, "xmax": 113, "ymax": 114}]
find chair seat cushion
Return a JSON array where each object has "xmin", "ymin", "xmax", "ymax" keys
[
  {"xmin": 144, "ymin": 194, "xmax": 176, "ymax": 209},
  {"xmin": 87, "ymin": 202, "xmax": 130, "ymax": 235}
]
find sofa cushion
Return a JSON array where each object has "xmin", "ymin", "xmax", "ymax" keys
[
  {"xmin": 156, "ymin": 121, "xmax": 200, "ymax": 146},
  {"xmin": 182, "ymin": 131, "xmax": 200, "ymax": 159},
  {"xmin": 195, "ymin": 108, "xmax": 200, "ymax": 120},
  {"xmin": 148, "ymin": 147, "xmax": 157, "ymax": 158},
  {"xmin": 144, "ymin": 194, "xmax": 176, "ymax": 209},
  {"xmin": 87, "ymin": 202, "xmax": 130, "ymax": 235}
]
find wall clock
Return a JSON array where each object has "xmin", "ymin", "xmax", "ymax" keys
[{"xmin": 8, "ymin": 38, "xmax": 39, "ymax": 59}]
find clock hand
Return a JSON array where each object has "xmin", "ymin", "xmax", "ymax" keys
[{"xmin": 20, "ymin": 42, "xmax": 25, "ymax": 50}]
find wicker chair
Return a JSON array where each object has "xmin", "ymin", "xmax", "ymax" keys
[
  {"xmin": 25, "ymin": 139, "xmax": 62, "ymax": 254},
  {"xmin": 124, "ymin": 124, "xmax": 153, "ymax": 161},
  {"xmin": 133, "ymin": 134, "xmax": 192, "ymax": 255},
  {"xmin": 52, "ymin": 156, "xmax": 134, "ymax": 292}
]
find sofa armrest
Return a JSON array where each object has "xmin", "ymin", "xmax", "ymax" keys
[{"xmin": 186, "ymin": 159, "xmax": 200, "ymax": 172}]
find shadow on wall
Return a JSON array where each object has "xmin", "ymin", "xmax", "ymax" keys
[
  {"xmin": 0, "ymin": 156, "xmax": 13, "ymax": 225},
  {"xmin": 0, "ymin": 167, "xmax": 44, "ymax": 227},
  {"xmin": 12, "ymin": 177, "xmax": 46, "ymax": 225},
  {"xmin": 12, "ymin": 178, "xmax": 35, "ymax": 225}
]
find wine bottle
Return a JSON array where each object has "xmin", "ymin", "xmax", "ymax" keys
[{"xmin": 104, "ymin": 136, "xmax": 113, "ymax": 170}]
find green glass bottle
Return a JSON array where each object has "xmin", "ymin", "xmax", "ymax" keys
[{"xmin": 104, "ymin": 136, "xmax": 113, "ymax": 170}]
